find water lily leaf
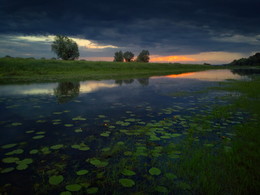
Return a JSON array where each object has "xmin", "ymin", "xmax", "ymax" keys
[
  {"xmin": 65, "ymin": 184, "xmax": 82, "ymax": 192},
  {"xmin": 76, "ymin": 170, "xmax": 89, "ymax": 176},
  {"xmin": 1, "ymin": 167, "xmax": 14, "ymax": 173},
  {"xmin": 124, "ymin": 151, "xmax": 133, "ymax": 156},
  {"xmin": 2, "ymin": 157, "xmax": 20, "ymax": 163},
  {"xmin": 119, "ymin": 178, "xmax": 135, "ymax": 187},
  {"xmin": 29, "ymin": 149, "xmax": 39, "ymax": 154},
  {"xmin": 16, "ymin": 163, "xmax": 28, "ymax": 170},
  {"xmin": 64, "ymin": 124, "xmax": 74, "ymax": 127},
  {"xmin": 17, "ymin": 158, "xmax": 33, "ymax": 165},
  {"xmin": 90, "ymin": 159, "xmax": 108, "ymax": 168},
  {"xmin": 49, "ymin": 175, "xmax": 64, "ymax": 185},
  {"xmin": 1, "ymin": 143, "xmax": 17, "ymax": 149},
  {"xmin": 50, "ymin": 144, "xmax": 64, "ymax": 150},
  {"xmin": 72, "ymin": 116, "xmax": 86, "ymax": 121},
  {"xmin": 11, "ymin": 122, "xmax": 22, "ymax": 126},
  {"xmin": 60, "ymin": 191, "xmax": 72, "ymax": 195},
  {"xmin": 5, "ymin": 149, "xmax": 24, "ymax": 155},
  {"xmin": 155, "ymin": 186, "xmax": 169, "ymax": 193},
  {"xmin": 25, "ymin": 130, "xmax": 34, "ymax": 134},
  {"xmin": 121, "ymin": 169, "xmax": 136, "ymax": 176},
  {"xmin": 149, "ymin": 167, "xmax": 161, "ymax": 176},
  {"xmin": 74, "ymin": 129, "xmax": 83, "ymax": 133},
  {"xmin": 165, "ymin": 173, "xmax": 177, "ymax": 180},
  {"xmin": 87, "ymin": 187, "xmax": 99, "ymax": 194},
  {"xmin": 32, "ymin": 135, "xmax": 45, "ymax": 139}
]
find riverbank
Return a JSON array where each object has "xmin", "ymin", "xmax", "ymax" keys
[
  {"xmin": 175, "ymin": 75, "xmax": 260, "ymax": 194},
  {"xmin": 0, "ymin": 57, "xmax": 231, "ymax": 84}
]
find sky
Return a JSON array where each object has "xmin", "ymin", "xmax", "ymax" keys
[{"xmin": 0, "ymin": 0, "xmax": 259, "ymax": 64}]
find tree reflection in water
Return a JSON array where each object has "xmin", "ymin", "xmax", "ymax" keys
[
  {"xmin": 115, "ymin": 78, "xmax": 149, "ymax": 86},
  {"xmin": 54, "ymin": 82, "xmax": 80, "ymax": 103}
]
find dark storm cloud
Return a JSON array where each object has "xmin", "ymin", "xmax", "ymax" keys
[{"xmin": 0, "ymin": 0, "xmax": 259, "ymax": 55}]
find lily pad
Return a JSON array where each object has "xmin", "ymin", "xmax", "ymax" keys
[
  {"xmin": 155, "ymin": 186, "xmax": 169, "ymax": 193},
  {"xmin": 87, "ymin": 187, "xmax": 99, "ymax": 194},
  {"xmin": 18, "ymin": 158, "xmax": 33, "ymax": 165},
  {"xmin": 50, "ymin": 144, "xmax": 64, "ymax": 150},
  {"xmin": 2, "ymin": 157, "xmax": 20, "ymax": 163},
  {"xmin": 1, "ymin": 167, "xmax": 14, "ymax": 173},
  {"xmin": 119, "ymin": 178, "xmax": 135, "ymax": 187},
  {"xmin": 76, "ymin": 170, "xmax": 89, "ymax": 176},
  {"xmin": 72, "ymin": 116, "xmax": 86, "ymax": 121},
  {"xmin": 49, "ymin": 175, "xmax": 64, "ymax": 185},
  {"xmin": 5, "ymin": 149, "xmax": 24, "ymax": 155},
  {"xmin": 121, "ymin": 169, "xmax": 136, "ymax": 176},
  {"xmin": 29, "ymin": 149, "xmax": 39, "ymax": 154},
  {"xmin": 74, "ymin": 129, "xmax": 83, "ymax": 133},
  {"xmin": 60, "ymin": 191, "xmax": 72, "ymax": 195},
  {"xmin": 32, "ymin": 135, "xmax": 45, "ymax": 139},
  {"xmin": 165, "ymin": 173, "xmax": 177, "ymax": 180},
  {"xmin": 11, "ymin": 122, "xmax": 22, "ymax": 126},
  {"xmin": 149, "ymin": 167, "xmax": 161, "ymax": 176},
  {"xmin": 65, "ymin": 184, "xmax": 82, "ymax": 192},
  {"xmin": 1, "ymin": 143, "xmax": 17, "ymax": 149},
  {"xmin": 64, "ymin": 124, "xmax": 74, "ymax": 127},
  {"xmin": 16, "ymin": 163, "xmax": 28, "ymax": 170},
  {"xmin": 89, "ymin": 159, "xmax": 108, "ymax": 168}
]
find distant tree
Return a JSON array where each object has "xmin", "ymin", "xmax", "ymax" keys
[
  {"xmin": 123, "ymin": 51, "xmax": 134, "ymax": 62},
  {"xmin": 114, "ymin": 51, "xmax": 124, "ymax": 62},
  {"xmin": 4, "ymin": 55, "xmax": 12, "ymax": 58},
  {"xmin": 136, "ymin": 50, "xmax": 150, "ymax": 62},
  {"xmin": 51, "ymin": 35, "xmax": 79, "ymax": 60},
  {"xmin": 229, "ymin": 52, "xmax": 260, "ymax": 66}
]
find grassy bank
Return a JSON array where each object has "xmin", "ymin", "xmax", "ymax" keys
[
  {"xmin": 0, "ymin": 57, "xmax": 228, "ymax": 84},
  {"xmin": 174, "ymin": 76, "xmax": 260, "ymax": 194}
]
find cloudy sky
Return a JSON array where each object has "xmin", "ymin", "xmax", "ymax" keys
[{"xmin": 0, "ymin": 0, "xmax": 259, "ymax": 64}]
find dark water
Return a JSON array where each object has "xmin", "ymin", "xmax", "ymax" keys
[{"xmin": 0, "ymin": 70, "xmax": 253, "ymax": 194}]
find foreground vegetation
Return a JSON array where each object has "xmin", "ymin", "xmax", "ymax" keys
[
  {"xmin": 175, "ymin": 75, "xmax": 260, "ymax": 194},
  {"xmin": 0, "ymin": 57, "xmax": 232, "ymax": 84}
]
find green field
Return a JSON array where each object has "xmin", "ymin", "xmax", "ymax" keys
[{"xmin": 0, "ymin": 57, "xmax": 230, "ymax": 83}]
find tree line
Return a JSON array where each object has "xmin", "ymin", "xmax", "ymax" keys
[
  {"xmin": 229, "ymin": 52, "xmax": 260, "ymax": 66},
  {"xmin": 50, "ymin": 35, "xmax": 150, "ymax": 62},
  {"xmin": 113, "ymin": 50, "xmax": 150, "ymax": 63}
]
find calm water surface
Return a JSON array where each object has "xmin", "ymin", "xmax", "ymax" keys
[{"xmin": 0, "ymin": 69, "xmax": 254, "ymax": 194}]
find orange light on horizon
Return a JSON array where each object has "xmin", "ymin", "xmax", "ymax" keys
[{"xmin": 150, "ymin": 55, "xmax": 196, "ymax": 62}]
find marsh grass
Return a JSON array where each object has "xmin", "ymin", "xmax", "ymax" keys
[
  {"xmin": 0, "ymin": 57, "xmax": 228, "ymax": 84},
  {"xmin": 175, "ymin": 76, "xmax": 260, "ymax": 194}
]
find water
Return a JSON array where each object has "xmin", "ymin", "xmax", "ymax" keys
[{"xmin": 0, "ymin": 69, "xmax": 254, "ymax": 194}]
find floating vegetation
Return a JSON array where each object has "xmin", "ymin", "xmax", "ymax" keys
[
  {"xmin": 89, "ymin": 159, "xmax": 108, "ymax": 168},
  {"xmin": 60, "ymin": 191, "xmax": 72, "ymax": 195},
  {"xmin": 5, "ymin": 149, "xmax": 24, "ymax": 155},
  {"xmin": 32, "ymin": 135, "xmax": 45, "ymax": 139},
  {"xmin": 50, "ymin": 144, "xmax": 64, "ymax": 150},
  {"xmin": 64, "ymin": 124, "xmax": 74, "ymax": 127},
  {"xmin": 72, "ymin": 116, "xmax": 86, "ymax": 121},
  {"xmin": 49, "ymin": 175, "xmax": 64, "ymax": 185},
  {"xmin": 119, "ymin": 178, "xmax": 135, "ymax": 187},
  {"xmin": 11, "ymin": 122, "xmax": 22, "ymax": 126},
  {"xmin": 2, "ymin": 157, "xmax": 20, "ymax": 163},
  {"xmin": 71, "ymin": 143, "xmax": 90, "ymax": 151},
  {"xmin": 86, "ymin": 187, "xmax": 99, "ymax": 194},
  {"xmin": 149, "ymin": 167, "xmax": 161, "ymax": 176},
  {"xmin": 65, "ymin": 184, "xmax": 82, "ymax": 192},
  {"xmin": 76, "ymin": 169, "xmax": 89, "ymax": 176},
  {"xmin": 16, "ymin": 158, "xmax": 33, "ymax": 170},
  {"xmin": 1, "ymin": 143, "xmax": 17, "ymax": 149},
  {"xmin": 1, "ymin": 167, "xmax": 14, "ymax": 173},
  {"xmin": 29, "ymin": 149, "xmax": 39, "ymax": 154},
  {"xmin": 121, "ymin": 169, "xmax": 136, "ymax": 176}
]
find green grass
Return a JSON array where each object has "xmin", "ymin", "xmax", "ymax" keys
[
  {"xmin": 0, "ymin": 57, "xmax": 230, "ymax": 84},
  {"xmin": 175, "ymin": 76, "xmax": 260, "ymax": 194}
]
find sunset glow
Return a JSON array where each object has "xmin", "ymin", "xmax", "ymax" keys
[{"xmin": 150, "ymin": 55, "xmax": 195, "ymax": 62}]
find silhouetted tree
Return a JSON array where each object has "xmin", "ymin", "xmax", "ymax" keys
[
  {"xmin": 51, "ymin": 35, "xmax": 79, "ymax": 60},
  {"xmin": 229, "ymin": 52, "xmax": 260, "ymax": 66},
  {"xmin": 113, "ymin": 51, "xmax": 124, "ymax": 62},
  {"xmin": 136, "ymin": 50, "xmax": 150, "ymax": 62},
  {"xmin": 123, "ymin": 51, "xmax": 134, "ymax": 62}
]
